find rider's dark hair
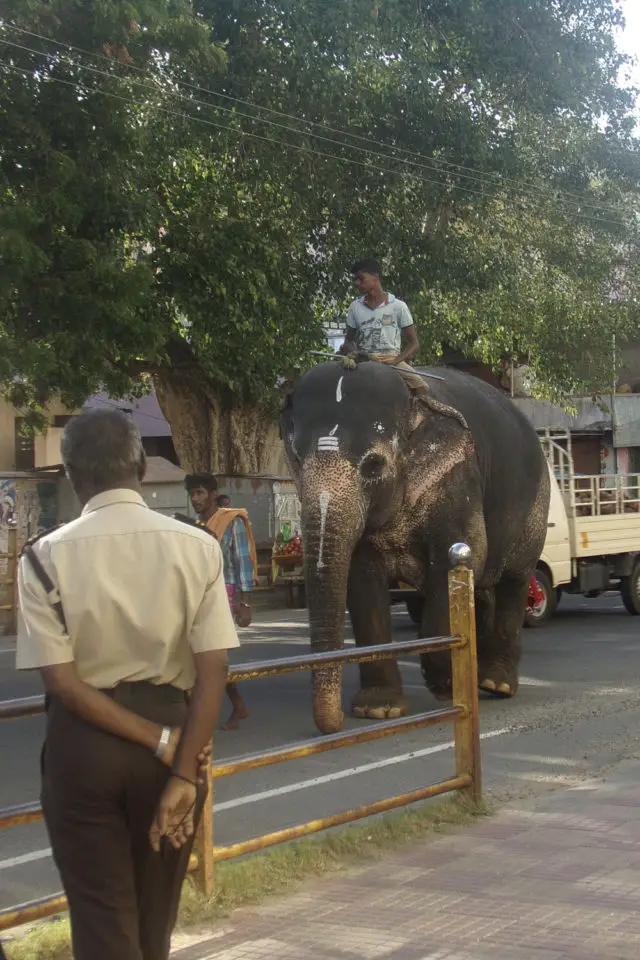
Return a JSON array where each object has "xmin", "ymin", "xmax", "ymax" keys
[
  {"xmin": 184, "ymin": 473, "xmax": 218, "ymax": 493},
  {"xmin": 350, "ymin": 257, "xmax": 381, "ymax": 278}
]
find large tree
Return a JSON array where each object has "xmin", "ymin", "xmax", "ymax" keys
[{"xmin": 1, "ymin": 0, "xmax": 640, "ymax": 471}]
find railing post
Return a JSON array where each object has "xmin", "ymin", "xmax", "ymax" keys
[
  {"xmin": 448, "ymin": 543, "xmax": 482, "ymax": 805},
  {"xmin": 192, "ymin": 756, "xmax": 214, "ymax": 897}
]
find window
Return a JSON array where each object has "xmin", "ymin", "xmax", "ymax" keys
[
  {"xmin": 14, "ymin": 418, "xmax": 35, "ymax": 471},
  {"xmin": 327, "ymin": 333, "xmax": 344, "ymax": 353}
]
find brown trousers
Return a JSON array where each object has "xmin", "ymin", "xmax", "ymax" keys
[{"xmin": 42, "ymin": 683, "xmax": 204, "ymax": 960}]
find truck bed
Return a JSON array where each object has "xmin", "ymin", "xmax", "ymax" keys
[
  {"xmin": 563, "ymin": 475, "xmax": 640, "ymax": 558},
  {"xmin": 541, "ymin": 432, "xmax": 640, "ymax": 561}
]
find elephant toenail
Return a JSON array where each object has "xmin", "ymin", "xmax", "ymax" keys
[
  {"xmin": 368, "ymin": 706, "xmax": 387, "ymax": 719},
  {"xmin": 480, "ymin": 678, "xmax": 497, "ymax": 692}
]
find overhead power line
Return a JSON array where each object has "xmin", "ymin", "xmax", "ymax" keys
[
  {"xmin": 0, "ymin": 57, "xmax": 635, "ymax": 234},
  {"xmin": 0, "ymin": 21, "xmax": 631, "ymax": 218}
]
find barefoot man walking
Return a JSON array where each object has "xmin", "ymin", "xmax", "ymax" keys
[{"xmin": 185, "ymin": 473, "xmax": 258, "ymax": 730}]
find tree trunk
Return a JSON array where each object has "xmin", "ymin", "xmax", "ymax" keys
[{"xmin": 154, "ymin": 369, "xmax": 288, "ymax": 475}]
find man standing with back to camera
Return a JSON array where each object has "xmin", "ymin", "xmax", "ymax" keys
[{"xmin": 16, "ymin": 409, "xmax": 239, "ymax": 960}]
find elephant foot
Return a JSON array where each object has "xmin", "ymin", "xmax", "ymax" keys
[
  {"xmin": 351, "ymin": 687, "xmax": 408, "ymax": 721},
  {"xmin": 424, "ymin": 680, "xmax": 452, "ymax": 702},
  {"xmin": 479, "ymin": 672, "xmax": 518, "ymax": 698}
]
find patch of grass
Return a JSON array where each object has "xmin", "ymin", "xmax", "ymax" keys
[
  {"xmin": 4, "ymin": 917, "xmax": 71, "ymax": 960},
  {"xmin": 4, "ymin": 794, "xmax": 491, "ymax": 959}
]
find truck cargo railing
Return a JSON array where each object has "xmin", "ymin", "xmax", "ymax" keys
[
  {"xmin": 0, "ymin": 543, "xmax": 481, "ymax": 933},
  {"xmin": 539, "ymin": 430, "xmax": 640, "ymax": 518}
]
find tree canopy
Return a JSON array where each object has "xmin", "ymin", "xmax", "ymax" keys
[{"xmin": 1, "ymin": 0, "xmax": 640, "ymax": 469}]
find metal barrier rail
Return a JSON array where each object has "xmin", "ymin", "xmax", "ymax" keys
[{"xmin": 0, "ymin": 542, "xmax": 480, "ymax": 931}]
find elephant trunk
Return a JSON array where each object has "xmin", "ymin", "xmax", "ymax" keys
[{"xmin": 300, "ymin": 462, "xmax": 365, "ymax": 734}]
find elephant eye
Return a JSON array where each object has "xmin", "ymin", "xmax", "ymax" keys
[{"xmin": 359, "ymin": 452, "xmax": 387, "ymax": 482}]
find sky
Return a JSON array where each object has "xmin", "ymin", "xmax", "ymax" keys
[{"xmin": 618, "ymin": 0, "xmax": 640, "ymax": 93}]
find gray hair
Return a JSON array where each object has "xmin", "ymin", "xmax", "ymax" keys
[{"xmin": 61, "ymin": 409, "xmax": 144, "ymax": 489}]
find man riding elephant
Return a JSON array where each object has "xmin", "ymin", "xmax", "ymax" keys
[
  {"xmin": 281, "ymin": 357, "xmax": 549, "ymax": 735},
  {"xmin": 340, "ymin": 257, "xmax": 419, "ymax": 368}
]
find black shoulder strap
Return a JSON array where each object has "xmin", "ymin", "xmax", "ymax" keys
[
  {"xmin": 172, "ymin": 512, "xmax": 218, "ymax": 540},
  {"xmin": 21, "ymin": 528, "xmax": 68, "ymax": 632}
]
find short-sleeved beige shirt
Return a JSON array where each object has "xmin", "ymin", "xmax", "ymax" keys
[{"xmin": 16, "ymin": 488, "xmax": 240, "ymax": 690}]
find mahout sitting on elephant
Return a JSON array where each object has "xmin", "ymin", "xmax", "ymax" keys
[{"xmin": 280, "ymin": 357, "xmax": 550, "ymax": 735}]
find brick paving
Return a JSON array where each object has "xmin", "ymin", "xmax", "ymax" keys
[{"xmin": 174, "ymin": 763, "xmax": 640, "ymax": 960}]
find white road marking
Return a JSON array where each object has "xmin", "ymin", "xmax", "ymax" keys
[
  {"xmin": 0, "ymin": 847, "xmax": 52, "ymax": 871},
  {"xmin": 0, "ymin": 726, "xmax": 512, "ymax": 871},
  {"xmin": 214, "ymin": 727, "xmax": 511, "ymax": 812}
]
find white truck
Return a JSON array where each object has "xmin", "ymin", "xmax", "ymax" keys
[
  {"xmin": 391, "ymin": 429, "xmax": 640, "ymax": 626},
  {"xmin": 527, "ymin": 430, "xmax": 640, "ymax": 625}
]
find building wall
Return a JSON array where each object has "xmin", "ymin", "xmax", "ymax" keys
[{"xmin": 0, "ymin": 399, "xmax": 77, "ymax": 471}]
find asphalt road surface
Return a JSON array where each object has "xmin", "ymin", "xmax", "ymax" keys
[{"xmin": 2, "ymin": 593, "xmax": 640, "ymax": 914}]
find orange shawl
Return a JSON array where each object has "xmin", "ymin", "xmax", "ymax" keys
[{"xmin": 205, "ymin": 508, "xmax": 258, "ymax": 584}]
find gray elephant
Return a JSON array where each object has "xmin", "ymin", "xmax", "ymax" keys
[{"xmin": 280, "ymin": 357, "xmax": 550, "ymax": 735}]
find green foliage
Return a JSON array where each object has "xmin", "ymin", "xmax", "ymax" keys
[{"xmin": 1, "ymin": 0, "xmax": 640, "ymax": 426}]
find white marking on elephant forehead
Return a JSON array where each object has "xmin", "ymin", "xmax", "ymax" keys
[
  {"xmin": 391, "ymin": 435, "xmax": 399, "ymax": 454},
  {"xmin": 329, "ymin": 424, "xmax": 338, "ymax": 436},
  {"xmin": 317, "ymin": 490, "xmax": 331, "ymax": 571},
  {"xmin": 336, "ymin": 377, "xmax": 344, "ymax": 402},
  {"xmin": 317, "ymin": 435, "xmax": 339, "ymax": 452},
  {"xmin": 374, "ymin": 421, "xmax": 384, "ymax": 433},
  {"xmin": 428, "ymin": 442, "xmax": 439, "ymax": 452}
]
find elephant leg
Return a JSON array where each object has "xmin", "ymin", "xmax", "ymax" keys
[
  {"xmin": 478, "ymin": 574, "xmax": 527, "ymax": 697},
  {"xmin": 347, "ymin": 541, "xmax": 407, "ymax": 721},
  {"xmin": 418, "ymin": 573, "xmax": 454, "ymax": 701},
  {"xmin": 474, "ymin": 585, "xmax": 495, "ymax": 690}
]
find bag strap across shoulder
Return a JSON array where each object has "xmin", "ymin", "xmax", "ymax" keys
[{"xmin": 21, "ymin": 528, "xmax": 68, "ymax": 633}]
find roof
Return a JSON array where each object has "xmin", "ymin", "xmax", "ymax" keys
[
  {"xmin": 512, "ymin": 397, "xmax": 611, "ymax": 434},
  {"xmin": 83, "ymin": 390, "xmax": 171, "ymax": 438},
  {"xmin": 142, "ymin": 457, "xmax": 186, "ymax": 485}
]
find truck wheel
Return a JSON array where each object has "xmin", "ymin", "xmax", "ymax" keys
[
  {"xmin": 406, "ymin": 595, "xmax": 425, "ymax": 626},
  {"xmin": 621, "ymin": 564, "xmax": 640, "ymax": 615},
  {"xmin": 524, "ymin": 570, "xmax": 556, "ymax": 628}
]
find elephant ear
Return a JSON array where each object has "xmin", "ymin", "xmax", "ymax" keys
[
  {"xmin": 398, "ymin": 370, "xmax": 469, "ymax": 432},
  {"xmin": 279, "ymin": 390, "xmax": 294, "ymax": 439},
  {"xmin": 279, "ymin": 390, "xmax": 300, "ymax": 472},
  {"xmin": 399, "ymin": 373, "xmax": 474, "ymax": 507}
]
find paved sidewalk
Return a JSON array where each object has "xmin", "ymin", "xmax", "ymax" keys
[{"xmin": 173, "ymin": 761, "xmax": 640, "ymax": 960}]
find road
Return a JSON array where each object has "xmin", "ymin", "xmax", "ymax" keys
[{"xmin": 2, "ymin": 593, "xmax": 640, "ymax": 914}]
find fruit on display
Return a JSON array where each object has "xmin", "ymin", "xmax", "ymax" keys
[{"xmin": 274, "ymin": 533, "xmax": 303, "ymax": 559}]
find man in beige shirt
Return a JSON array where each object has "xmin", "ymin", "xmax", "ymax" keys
[{"xmin": 17, "ymin": 409, "xmax": 239, "ymax": 960}]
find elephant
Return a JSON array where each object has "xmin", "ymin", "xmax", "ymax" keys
[{"xmin": 280, "ymin": 356, "xmax": 550, "ymax": 735}]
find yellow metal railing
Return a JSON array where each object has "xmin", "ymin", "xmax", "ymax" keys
[
  {"xmin": 0, "ymin": 526, "xmax": 18, "ymax": 633},
  {"xmin": 0, "ymin": 542, "xmax": 480, "ymax": 929}
]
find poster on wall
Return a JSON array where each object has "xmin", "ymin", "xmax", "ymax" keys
[
  {"xmin": 15, "ymin": 479, "xmax": 58, "ymax": 548},
  {"xmin": 0, "ymin": 479, "xmax": 16, "ymax": 575}
]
